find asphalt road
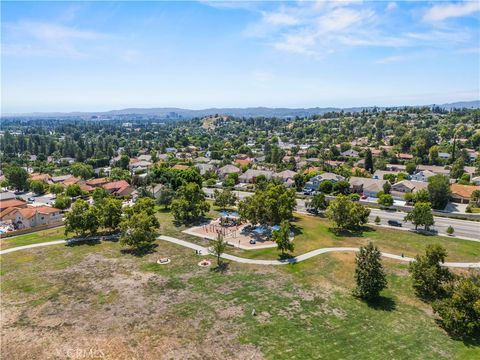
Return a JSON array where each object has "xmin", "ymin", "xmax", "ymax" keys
[{"xmin": 204, "ymin": 188, "xmax": 480, "ymax": 241}]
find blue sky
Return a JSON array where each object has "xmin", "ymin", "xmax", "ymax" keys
[{"xmin": 1, "ymin": 1, "xmax": 479, "ymax": 113}]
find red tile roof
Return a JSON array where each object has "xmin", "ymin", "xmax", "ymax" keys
[{"xmin": 0, "ymin": 199, "xmax": 27, "ymax": 211}]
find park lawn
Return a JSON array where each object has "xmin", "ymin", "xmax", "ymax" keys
[
  {"xmin": 1, "ymin": 239, "xmax": 478, "ymax": 359},
  {"xmin": 227, "ymin": 214, "xmax": 480, "ymax": 262},
  {"xmin": 0, "ymin": 226, "xmax": 65, "ymax": 250}
]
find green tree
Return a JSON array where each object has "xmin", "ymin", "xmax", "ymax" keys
[
  {"xmin": 156, "ymin": 187, "xmax": 175, "ymax": 209},
  {"xmin": 446, "ymin": 225, "xmax": 454, "ymax": 236},
  {"xmin": 408, "ymin": 245, "xmax": 453, "ymax": 300},
  {"xmin": 213, "ymin": 189, "xmax": 238, "ymax": 209},
  {"xmin": 432, "ymin": 276, "xmax": 480, "ymax": 337},
  {"xmin": 382, "ymin": 181, "xmax": 391, "ymax": 195},
  {"xmin": 413, "ymin": 188, "xmax": 430, "ymax": 203},
  {"xmin": 171, "ymin": 183, "xmax": 210, "ymax": 223},
  {"xmin": 354, "ymin": 242, "xmax": 387, "ymax": 300},
  {"xmin": 49, "ymin": 183, "xmax": 64, "ymax": 195},
  {"xmin": 65, "ymin": 184, "xmax": 82, "ymax": 198},
  {"xmin": 64, "ymin": 199, "xmax": 100, "ymax": 237},
  {"xmin": 53, "ymin": 195, "xmax": 72, "ymax": 210},
  {"xmin": 378, "ymin": 194, "xmax": 393, "ymax": 207},
  {"xmin": 449, "ymin": 158, "xmax": 465, "ymax": 180},
  {"xmin": 272, "ymin": 220, "xmax": 294, "ymax": 256},
  {"xmin": 92, "ymin": 187, "xmax": 109, "ymax": 204},
  {"xmin": 71, "ymin": 162, "xmax": 94, "ymax": 179},
  {"xmin": 306, "ymin": 192, "xmax": 328, "ymax": 213},
  {"xmin": 211, "ymin": 232, "xmax": 227, "ymax": 267},
  {"xmin": 4, "ymin": 165, "xmax": 29, "ymax": 191},
  {"xmin": 404, "ymin": 202, "xmax": 434, "ymax": 230},
  {"xmin": 325, "ymin": 195, "xmax": 370, "ymax": 231},
  {"xmin": 428, "ymin": 175, "xmax": 451, "ymax": 210},
  {"xmin": 319, "ymin": 180, "xmax": 333, "ymax": 194},
  {"xmin": 120, "ymin": 210, "xmax": 159, "ymax": 251},
  {"xmin": 364, "ymin": 149, "xmax": 374, "ymax": 174},
  {"xmin": 333, "ymin": 180, "xmax": 350, "ymax": 195},
  {"xmin": 98, "ymin": 197, "xmax": 123, "ymax": 231},
  {"xmin": 406, "ymin": 162, "xmax": 417, "ymax": 175},
  {"xmin": 28, "ymin": 180, "xmax": 47, "ymax": 195},
  {"xmin": 238, "ymin": 183, "xmax": 296, "ymax": 226}
]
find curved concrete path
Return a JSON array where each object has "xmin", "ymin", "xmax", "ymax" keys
[
  {"xmin": 1, "ymin": 235, "xmax": 478, "ymax": 269},
  {"xmin": 158, "ymin": 236, "xmax": 480, "ymax": 269}
]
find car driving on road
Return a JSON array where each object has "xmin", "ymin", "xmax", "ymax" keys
[{"xmin": 388, "ymin": 219, "xmax": 403, "ymax": 227}]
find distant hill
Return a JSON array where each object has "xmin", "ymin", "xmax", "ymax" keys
[{"xmin": 3, "ymin": 100, "xmax": 479, "ymax": 119}]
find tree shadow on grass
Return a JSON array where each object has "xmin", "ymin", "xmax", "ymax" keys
[
  {"xmin": 290, "ymin": 224, "xmax": 304, "ymax": 237},
  {"xmin": 211, "ymin": 261, "xmax": 230, "ymax": 273},
  {"xmin": 434, "ymin": 319, "xmax": 480, "ymax": 347},
  {"xmin": 173, "ymin": 216, "xmax": 211, "ymax": 228},
  {"xmin": 120, "ymin": 244, "xmax": 158, "ymax": 257},
  {"xmin": 278, "ymin": 253, "xmax": 295, "ymax": 261},
  {"xmin": 66, "ymin": 238, "xmax": 101, "ymax": 247},
  {"xmin": 329, "ymin": 225, "xmax": 378, "ymax": 238},
  {"xmin": 363, "ymin": 295, "xmax": 397, "ymax": 312}
]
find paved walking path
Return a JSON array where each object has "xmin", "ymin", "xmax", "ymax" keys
[
  {"xmin": 159, "ymin": 236, "xmax": 480, "ymax": 269},
  {"xmin": 1, "ymin": 235, "xmax": 478, "ymax": 269}
]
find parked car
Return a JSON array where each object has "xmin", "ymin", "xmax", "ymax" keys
[
  {"xmin": 361, "ymin": 195, "xmax": 368, "ymax": 200},
  {"xmin": 388, "ymin": 219, "xmax": 402, "ymax": 227},
  {"xmin": 27, "ymin": 197, "xmax": 35, "ymax": 202},
  {"xmin": 307, "ymin": 208, "xmax": 319, "ymax": 215},
  {"xmin": 303, "ymin": 189, "xmax": 314, "ymax": 196},
  {"xmin": 249, "ymin": 239, "xmax": 256, "ymax": 245}
]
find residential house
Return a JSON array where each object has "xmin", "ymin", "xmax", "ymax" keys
[
  {"xmin": 305, "ymin": 173, "xmax": 345, "ymax": 191},
  {"xmin": 194, "ymin": 156, "xmax": 210, "ymax": 163},
  {"xmin": 195, "ymin": 163, "xmax": 216, "ymax": 176},
  {"xmin": 325, "ymin": 160, "xmax": 344, "ymax": 168},
  {"xmin": 30, "ymin": 173, "xmax": 51, "ymax": 183},
  {"xmin": 239, "ymin": 169, "xmax": 274, "ymax": 183},
  {"xmin": 0, "ymin": 199, "xmax": 27, "ymax": 212},
  {"xmin": 410, "ymin": 170, "xmax": 436, "ymax": 182},
  {"xmin": 172, "ymin": 164, "xmax": 190, "ymax": 171},
  {"xmin": 341, "ymin": 149, "xmax": 359, "ymax": 158},
  {"xmin": 275, "ymin": 170, "xmax": 297, "ymax": 187},
  {"xmin": 0, "ymin": 205, "xmax": 62, "ymax": 230},
  {"xmin": 397, "ymin": 153, "xmax": 413, "ymax": 161},
  {"xmin": 0, "ymin": 191, "xmax": 16, "ymax": 201},
  {"xmin": 218, "ymin": 165, "xmax": 241, "ymax": 179},
  {"xmin": 386, "ymin": 164, "xmax": 407, "ymax": 172},
  {"xmin": 349, "ymin": 177, "xmax": 387, "ymax": 198},
  {"xmin": 102, "ymin": 180, "xmax": 135, "ymax": 197},
  {"xmin": 137, "ymin": 154, "xmax": 152, "ymax": 162},
  {"xmin": 391, "ymin": 180, "xmax": 428, "ymax": 200},
  {"xmin": 85, "ymin": 178, "xmax": 109, "ymax": 188},
  {"xmin": 235, "ymin": 158, "xmax": 252, "ymax": 167},
  {"xmin": 471, "ymin": 176, "xmax": 480, "ymax": 186},
  {"xmin": 416, "ymin": 165, "xmax": 450, "ymax": 176},
  {"xmin": 372, "ymin": 170, "xmax": 400, "ymax": 180},
  {"xmin": 450, "ymin": 184, "xmax": 480, "ymax": 204},
  {"xmin": 129, "ymin": 160, "xmax": 153, "ymax": 173}
]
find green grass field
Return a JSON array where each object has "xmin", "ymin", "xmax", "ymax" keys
[
  {"xmin": 1, "ymin": 236, "xmax": 478, "ymax": 359},
  {"xmin": 0, "ymin": 226, "xmax": 65, "ymax": 250},
  {"xmin": 1, "ymin": 206, "xmax": 479, "ymax": 358}
]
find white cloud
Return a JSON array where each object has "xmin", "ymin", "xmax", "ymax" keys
[
  {"xmin": 317, "ymin": 8, "xmax": 374, "ymax": 33},
  {"xmin": 386, "ymin": 2, "xmax": 397, "ymax": 12},
  {"xmin": 262, "ymin": 12, "xmax": 300, "ymax": 26},
  {"xmin": 3, "ymin": 21, "xmax": 106, "ymax": 58},
  {"xmin": 375, "ymin": 54, "xmax": 408, "ymax": 64},
  {"xmin": 423, "ymin": 1, "xmax": 480, "ymax": 22}
]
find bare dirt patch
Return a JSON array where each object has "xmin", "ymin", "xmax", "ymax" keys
[{"xmin": 1, "ymin": 252, "xmax": 264, "ymax": 360}]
